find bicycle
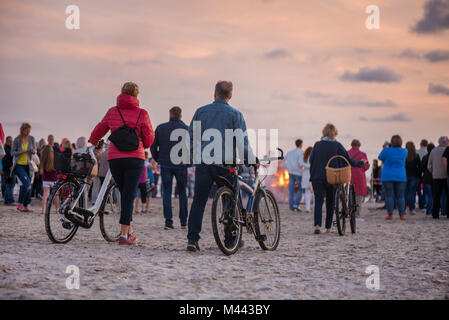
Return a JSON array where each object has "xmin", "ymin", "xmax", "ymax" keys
[
  {"xmin": 333, "ymin": 182, "xmax": 357, "ymax": 236},
  {"xmin": 45, "ymin": 140, "xmax": 121, "ymax": 243},
  {"xmin": 211, "ymin": 148, "xmax": 284, "ymax": 255}
]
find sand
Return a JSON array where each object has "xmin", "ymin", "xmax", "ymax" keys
[{"xmin": 0, "ymin": 197, "xmax": 448, "ymax": 300}]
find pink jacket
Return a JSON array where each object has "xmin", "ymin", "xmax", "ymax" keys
[
  {"xmin": 89, "ymin": 94, "xmax": 155, "ymax": 160},
  {"xmin": 348, "ymin": 147, "xmax": 370, "ymax": 196}
]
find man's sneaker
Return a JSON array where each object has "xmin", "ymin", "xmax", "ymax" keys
[
  {"xmin": 294, "ymin": 207, "xmax": 303, "ymax": 212},
  {"xmin": 22, "ymin": 206, "xmax": 33, "ymax": 212},
  {"xmin": 119, "ymin": 236, "xmax": 136, "ymax": 246},
  {"xmin": 325, "ymin": 228, "xmax": 331, "ymax": 233},
  {"xmin": 314, "ymin": 226, "xmax": 321, "ymax": 234},
  {"xmin": 164, "ymin": 224, "xmax": 174, "ymax": 230},
  {"xmin": 385, "ymin": 215, "xmax": 393, "ymax": 220},
  {"xmin": 17, "ymin": 204, "xmax": 25, "ymax": 211},
  {"xmin": 181, "ymin": 224, "xmax": 187, "ymax": 230},
  {"xmin": 187, "ymin": 241, "xmax": 200, "ymax": 252},
  {"xmin": 400, "ymin": 215, "xmax": 406, "ymax": 221}
]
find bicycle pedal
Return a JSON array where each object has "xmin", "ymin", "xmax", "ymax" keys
[{"xmin": 62, "ymin": 221, "xmax": 73, "ymax": 230}]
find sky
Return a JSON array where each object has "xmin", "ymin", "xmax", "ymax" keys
[{"xmin": 1, "ymin": 0, "xmax": 448, "ymax": 164}]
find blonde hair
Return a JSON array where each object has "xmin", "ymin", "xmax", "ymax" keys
[
  {"xmin": 19, "ymin": 123, "xmax": 31, "ymax": 138},
  {"xmin": 322, "ymin": 123, "xmax": 338, "ymax": 139},
  {"xmin": 121, "ymin": 82, "xmax": 139, "ymax": 97}
]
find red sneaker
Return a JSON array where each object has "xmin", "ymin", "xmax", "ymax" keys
[
  {"xmin": 119, "ymin": 236, "xmax": 136, "ymax": 246},
  {"xmin": 22, "ymin": 206, "xmax": 33, "ymax": 212},
  {"xmin": 17, "ymin": 204, "xmax": 25, "ymax": 211},
  {"xmin": 385, "ymin": 215, "xmax": 393, "ymax": 220},
  {"xmin": 400, "ymin": 215, "xmax": 406, "ymax": 220},
  {"xmin": 127, "ymin": 233, "xmax": 137, "ymax": 245}
]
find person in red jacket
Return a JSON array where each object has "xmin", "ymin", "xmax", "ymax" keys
[
  {"xmin": 89, "ymin": 82, "xmax": 154, "ymax": 246},
  {"xmin": 0, "ymin": 122, "xmax": 4, "ymax": 144},
  {"xmin": 348, "ymin": 139, "xmax": 370, "ymax": 219}
]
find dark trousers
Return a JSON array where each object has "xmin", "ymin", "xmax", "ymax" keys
[
  {"xmin": 109, "ymin": 158, "xmax": 144, "ymax": 226},
  {"xmin": 423, "ymin": 183, "xmax": 433, "ymax": 215},
  {"xmin": 188, "ymin": 165, "xmax": 234, "ymax": 243},
  {"xmin": 2, "ymin": 173, "xmax": 15, "ymax": 204},
  {"xmin": 161, "ymin": 167, "xmax": 188, "ymax": 226},
  {"xmin": 311, "ymin": 181, "xmax": 336, "ymax": 229},
  {"xmin": 432, "ymin": 179, "xmax": 449, "ymax": 218},
  {"xmin": 405, "ymin": 176, "xmax": 418, "ymax": 211},
  {"xmin": 417, "ymin": 181, "xmax": 425, "ymax": 209},
  {"xmin": 138, "ymin": 183, "xmax": 147, "ymax": 203}
]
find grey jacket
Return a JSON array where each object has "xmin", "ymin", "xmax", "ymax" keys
[
  {"xmin": 427, "ymin": 145, "xmax": 448, "ymax": 180},
  {"xmin": 11, "ymin": 135, "xmax": 36, "ymax": 177}
]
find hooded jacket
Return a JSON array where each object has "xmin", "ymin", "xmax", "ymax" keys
[{"xmin": 89, "ymin": 94, "xmax": 154, "ymax": 160}]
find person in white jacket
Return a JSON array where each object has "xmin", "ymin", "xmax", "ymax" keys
[{"xmin": 282, "ymin": 139, "xmax": 305, "ymax": 212}]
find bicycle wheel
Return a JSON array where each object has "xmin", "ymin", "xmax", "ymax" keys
[
  {"xmin": 254, "ymin": 189, "xmax": 280, "ymax": 251},
  {"xmin": 349, "ymin": 185, "xmax": 357, "ymax": 234},
  {"xmin": 45, "ymin": 180, "xmax": 80, "ymax": 243},
  {"xmin": 211, "ymin": 186, "xmax": 242, "ymax": 256},
  {"xmin": 99, "ymin": 182, "xmax": 121, "ymax": 242},
  {"xmin": 334, "ymin": 185, "xmax": 346, "ymax": 236}
]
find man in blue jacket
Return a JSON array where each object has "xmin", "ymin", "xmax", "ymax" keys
[
  {"xmin": 150, "ymin": 106, "xmax": 189, "ymax": 230},
  {"xmin": 186, "ymin": 81, "xmax": 256, "ymax": 252}
]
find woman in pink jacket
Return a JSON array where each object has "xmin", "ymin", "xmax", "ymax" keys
[
  {"xmin": 348, "ymin": 139, "xmax": 370, "ymax": 218},
  {"xmin": 89, "ymin": 82, "xmax": 155, "ymax": 246}
]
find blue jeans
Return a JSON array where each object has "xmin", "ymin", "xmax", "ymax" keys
[
  {"xmin": 383, "ymin": 181, "xmax": 406, "ymax": 215},
  {"xmin": 161, "ymin": 167, "xmax": 188, "ymax": 226},
  {"xmin": 187, "ymin": 165, "xmax": 234, "ymax": 243},
  {"xmin": 15, "ymin": 165, "xmax": 32, "ymax": 207},
  {"xmin": 311, "ymin": 181, "xmax": 336, "ymax": 229},
  {"xmin": 1, "ymin": 173, "xmax": 15, "ymax": 204},
  {"xmin": 405, "ymin": 176, "xmax": 418, "ymax": 211},
  {"xmin": 288, "ymin": 174, "xmax": 303, "ymax": 210},
  {"xmin": 423, "ymin": 184, "xmax": 433, "ymax": 215},
  {"xmin": 108, "ymin": 158, "xmax": 144, "ymax": 226}
]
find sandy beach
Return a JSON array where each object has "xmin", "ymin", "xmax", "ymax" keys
[{"xmin": 1, "ymin": 197, "xmax": 448, "ymax": 300}]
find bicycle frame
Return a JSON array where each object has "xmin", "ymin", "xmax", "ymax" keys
[{"xmin": 67, "ymin": 169, "xmax": 113, "ymax": 216}]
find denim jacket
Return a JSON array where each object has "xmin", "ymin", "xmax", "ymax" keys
[
  {"xmin": 188, "ymin": 99, "xmax": 255, "ymax": 165},
  {"xmin": 10, "ymin": 135, "xmax": 36, "ymax": 179}
]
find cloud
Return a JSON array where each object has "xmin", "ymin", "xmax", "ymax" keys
[
  {"xmin": 264, "ymin": 49, "xmax": 291, "ymax": 59},
  {"xmin": 424, "ymin": 50, "xmax": 449, "ymax": 62},
  {"xmin": 360, "ymin": 113, "xmax": 412, "ymax": 122},
  {"xmin": 398, "ymin": 48, "xmax": 421, "ymax": 59},
  {"xmin": 428, "ymin": 82, "xmax": 449, "ymax": 96},
  {"xmin": 306, "ymin": 91, "xmax": 396, "ymax": 108},
  {"xmin": 340, "ymin": 67, "xmax": 402, "ymax": 83},
  {"xmin": 412, "ymin": 0, "xmax": 449, "ymax": 34}
]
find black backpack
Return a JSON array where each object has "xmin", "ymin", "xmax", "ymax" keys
[{"xmin": 108, "ymin": 107, "xmax": 142, "ymax": 151}]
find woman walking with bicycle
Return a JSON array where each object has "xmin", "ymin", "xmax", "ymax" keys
[
  {"xmin": 89, "ymin": 82, "xmax": 154, "ymax": 246},
  {"xmin": 309, "ymin": 124, "xmax": 366, "ymax": 234}
]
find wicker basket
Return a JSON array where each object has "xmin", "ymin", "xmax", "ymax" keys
[{"xmin": 325, "ymin": 155, "xmax": 351, "ymax": 185}]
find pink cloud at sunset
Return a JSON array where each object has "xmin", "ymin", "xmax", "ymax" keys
[{"xmin": 0, "ymin": 0, "xmax": 448, "ymax": 163}]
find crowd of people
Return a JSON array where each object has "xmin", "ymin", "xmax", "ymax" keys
[
  {"xmin": 1, "ymin": 80, "xmax": 448, "ymax": 249},
  {"xmin": 283, "ymin": 131, "xmax": 449, "ymax": 233}
]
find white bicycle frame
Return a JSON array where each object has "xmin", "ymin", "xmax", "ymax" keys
[{"xmin": 66, "ymin": 146, "xmax": 113, "ymax": 218}]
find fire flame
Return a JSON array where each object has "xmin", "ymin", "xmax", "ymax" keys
[{"xmin": 272, "ymin": 169, "xmax": 289, "ymax": 187}]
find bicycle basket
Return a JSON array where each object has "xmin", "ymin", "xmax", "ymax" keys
[
  {"xmin": 70, "ymin": 152, "xmax": 96, "ymax": 176},
  {"xmin": 54, "ymin": 151, "xmax": 72, "ymax": 173},
  {"xmin": 325, "ymin": 155, "xmax": 351, "ymax": 185}
]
